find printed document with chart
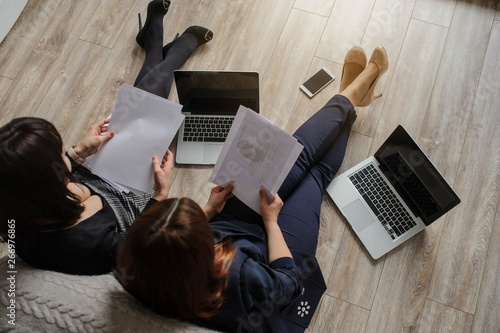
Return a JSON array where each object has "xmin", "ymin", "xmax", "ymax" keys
[{"xmin": 209, "ymin": 106, "xmax": 303, "ymax": 214}]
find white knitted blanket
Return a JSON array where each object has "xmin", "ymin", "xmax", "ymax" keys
[{"xmin": 0, "ymin": 257, "xmax": 217, "ymax": 332}]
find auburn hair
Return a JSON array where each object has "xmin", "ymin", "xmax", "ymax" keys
[{"xmin": 116, "ymin": 198, "xmax": 236, "ymax": 319}]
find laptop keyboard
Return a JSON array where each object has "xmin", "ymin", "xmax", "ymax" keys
[
  {"xmin": 182, "ymin": 116, "xmax": 234, "ymax": 142},
  {"xmin": 349, "ymin": 164, "xmax": 417, "ymax": 240}
]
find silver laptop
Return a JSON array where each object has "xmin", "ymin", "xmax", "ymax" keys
[
  {"xmin": 326, "ymin": 125, "xmax": 460, "ymax": 259},
  {"xmin": 174, "ymin": 70, "xmax": 259, "ymax": 164}
]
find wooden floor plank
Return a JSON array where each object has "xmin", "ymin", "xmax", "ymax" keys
[
  {"xmin": 363, "ymin": 19, "xmax": 450, "ymax": 333},
  {"xmin": 365, "ymin": 4, "xmax": 496, "ymax": 326},
  {"xmin": 0, "ymin": 77, "xmax": 13, "ymax": 105},
  {"xmin": 355, "ymin": 0, "xmax": 416, "ymax": 138},
  {"xmin": 61, "ymin": 0, "xmax": 150, "ymax": 146},
  {"xmin": 161, "ymin": 0, "xmax": 214, "ymax": 53},
  {"xmin": 80, "ymin": 0, "xmax": 137, "ymax": 48},
  {"xmin": 35, "ymin": 41, "xmax": 110, "ymax": 139},
  {"xmin": 418, "ymin": 0, "xmax": 496, "ymax": 182},
  {"xmin": 311, "ymin": 295, "xmax": 370, "ymax": 333},
  {"xmin": 326, "ymin": 214, "xmax": 384, "ymax": 310},
  {"xmin": 284, "ymin": 58, "xmax": 342, "ymax": 135},
  {"xmin": 365, "ymin": 227, "xmax": 441, "ymax": 332},
  {"xmin": 370, "ymin": 19, "xmax": 448, "ymax": 151},
  {"xmin": 472, "ymin": 190, "xmax": 500, "ymax": 332},
  {"xmin": 0, "ymin": 0, "xmax": 62, "ymax": 79},
  {"xmin": 412, "ymin": 0, "xmax": 457, "ymax": 27},
  {"xmin": 403, "ymin": 6, "xmax": 498, "ymax": 325},
  {"xmin": 0, "ymin": 0, "xmax": 97, "ymax": 126},
  {"xmin": 316, "ymin": 0, "xmax": 376, "ymax": 64},
  {"xmin": 259, "ymin": 9, "xmax": 327, "ymax": 129},
  {"xmin": 177, "ymin": 0, "xmax": 256, "ymax": 71},
  {"xmin": 416, "ymin": 300, "xmax": 474, "ymax": 333},
  {"xmin": 225, "ymin": 0, "xmax": 294, "ymax": 74},
  {"xmin": 168, "ymin": 165, "xmax": 214, "ymax": 204},
  {"xmin": 293, "ymin": 0, "xmax": 335, "ymax": 17},
  {"xmin": 427, "ymin": 18, "xmax": 500, "ymax": 315}
]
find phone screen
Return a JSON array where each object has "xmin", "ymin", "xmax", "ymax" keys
[{"xmin": 303, "ymin": 69, "xmax": 334, "ymax": 95}]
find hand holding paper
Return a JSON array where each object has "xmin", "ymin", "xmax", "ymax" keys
[
  {"xmin": 203, "ymin": 184, "xmax": 235, "ymax": 220},
  {"xmin": 74, "ymin": 118, "xmax": 115, "ymax": 159},
  {"xmin": 152, "ymin": 149, "xmax": 175, "ymax": 201},
  {"xmin": 209, "ymin": 106, "xmax": 303, "ymax": 214},
  {"xmin": 84, "ymin": 84, "xmax": 185, "ymax": 194}
]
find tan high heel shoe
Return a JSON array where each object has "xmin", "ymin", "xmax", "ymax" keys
[
  {"xmin": 358, "ymin": 45, "xmax": 389, "ymax": 107},
  {"xmin": 340, "ymin": 46, "xmax": 367, "ymax": 93}
]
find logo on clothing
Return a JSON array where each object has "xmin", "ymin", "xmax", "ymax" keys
[{"xmin": 297, "ymin": 301, "xmax": 311, "ymax": 317}]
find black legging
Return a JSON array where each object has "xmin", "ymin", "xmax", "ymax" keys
[{"xmin": 133, "ymin": 12, "xmax": 201, "ymax": 99}]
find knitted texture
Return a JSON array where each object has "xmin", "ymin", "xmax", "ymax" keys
[{"xmin": 0, "ymin": 258, "xmax": 217, "ymax": 332}]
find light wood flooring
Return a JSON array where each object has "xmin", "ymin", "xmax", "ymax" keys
[{"xmin": 1, "ymin": 0, "xmax": 499, "ymax": 332}]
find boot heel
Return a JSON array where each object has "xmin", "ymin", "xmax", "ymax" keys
[
  {"xmin": 136, "ymin": 0, "xmax": 171, "ymax": 49},
  {"xmin": 138, "ymin": 13, "xmax": 143, "ymax": 32}
]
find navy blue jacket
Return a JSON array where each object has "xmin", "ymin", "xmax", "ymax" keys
[{"xmin": 192, "ymin": 220, "xmax": 326, "ymax": 333}]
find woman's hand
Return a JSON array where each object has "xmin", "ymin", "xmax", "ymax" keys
[
  {"xmin": 152, "ymin": 150, "xmax": 174, "ymax": 201},
  {"xmin": 202, "ymin": 184, "xmax": 234, "ymax": 220},
  {"xmin": 74, "ymin": 118, "xmax": 115, "ymax": 159},
  {"xmin": 260, "ymin": 190, "xmax": 283, "ymax": 225},
  {"xmin": 259, "ymin": 190, "xmax": 291, "ymax": 263}
]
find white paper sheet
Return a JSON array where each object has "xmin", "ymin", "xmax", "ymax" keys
[
  {"xmin": 86, "ymin": 84, "xmax": 184, "ymax": 193},
  {"xmin": 209, "ymin": 106, "xmax": 303, "ymax": 214}
]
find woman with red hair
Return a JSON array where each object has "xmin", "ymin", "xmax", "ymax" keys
[{"xmin": 116, "ymin": 45, "xmax": 389, "ymax": 332}]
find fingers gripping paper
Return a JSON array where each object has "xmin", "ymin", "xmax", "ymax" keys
[
  {"xmin": 85, "ymin": 84, "xmax": 184, "ymax": 193},
  {"xmin": 209, "ymin": 106, "xmax": 303, "ymax": 214}
]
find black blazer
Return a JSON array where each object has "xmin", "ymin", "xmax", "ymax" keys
[{"xmin": 16, "ymin": 156, "xmax": 157, "ymax": 275}]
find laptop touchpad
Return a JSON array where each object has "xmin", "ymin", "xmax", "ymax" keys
[
  {"xmin": 203, "ymin": 144, "xmax": 223, "ymax": 164},
  {"xmin": 343, "ymin": 199, "xmax": 376, "ymax": 232}
]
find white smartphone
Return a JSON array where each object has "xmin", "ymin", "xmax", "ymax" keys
[{"xmin": 299, "ymin": 67, "xmax": 335, "ymax": 98}]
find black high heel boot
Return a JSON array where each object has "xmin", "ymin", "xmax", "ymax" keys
[
  {"xmin": 136, "ymin": 0, "xmax": 171, "ymax": 49},
  {"xmin": 162, "ymin": 26, "xmax": 213, "ymax": 58}
]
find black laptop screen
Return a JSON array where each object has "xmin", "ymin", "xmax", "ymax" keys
[
  {"xmin": 174, "ymin": 71, "xmax": 259, "ymax": 115},
  {"xmin": 375, "ymin": 125, "xmax": 460, "ymax": 225}
]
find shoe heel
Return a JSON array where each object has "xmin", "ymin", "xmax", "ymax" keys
[
  {"xmin": 138, "ymin": 13, "xmax": 143, "ymax": 32},
  {"xmin": 358, "ymin": 45, "xmax": 388, "ymax": 107},
  {"xmin": 136, "ymin": 0, "xmax": 171, "ymax": 48}
]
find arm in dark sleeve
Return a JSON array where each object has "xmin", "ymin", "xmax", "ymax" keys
[
  {"xmin": 94, "ymin": 227, "xmax": 125, "ymax": 274},
  {"xmin": 141, "ymin": 198, "xmax": 158, "ymax": 215},
  {"xmin": 240, "ymin": 257, "xmax": 301, "ymax": 311}
]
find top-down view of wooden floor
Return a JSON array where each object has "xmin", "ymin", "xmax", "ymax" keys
[{"xmin": 0, "ymin": 0, "xmax": 499, "ymax": 332}]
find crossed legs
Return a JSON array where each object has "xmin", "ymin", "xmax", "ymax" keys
[{"xmin": 132, "ymin": 1, "xmax": 213, "ymax": 99}]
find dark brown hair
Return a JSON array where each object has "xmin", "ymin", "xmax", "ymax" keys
[
  {"xmin": 0, "ymin": 117, "xmax": 84, "ymax": 243},
  {"xmin": 116, "ymin": 198, "xmax": 235, "ymax": 319}
]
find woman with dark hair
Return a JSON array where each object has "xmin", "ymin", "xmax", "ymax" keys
[
  {"xmin": 116, "ymin": 45, "xmax": 389, "ymax": 331},
  {"xmin": 0, "ymin": 0, "xmax": 214, "ymax": 275}
]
